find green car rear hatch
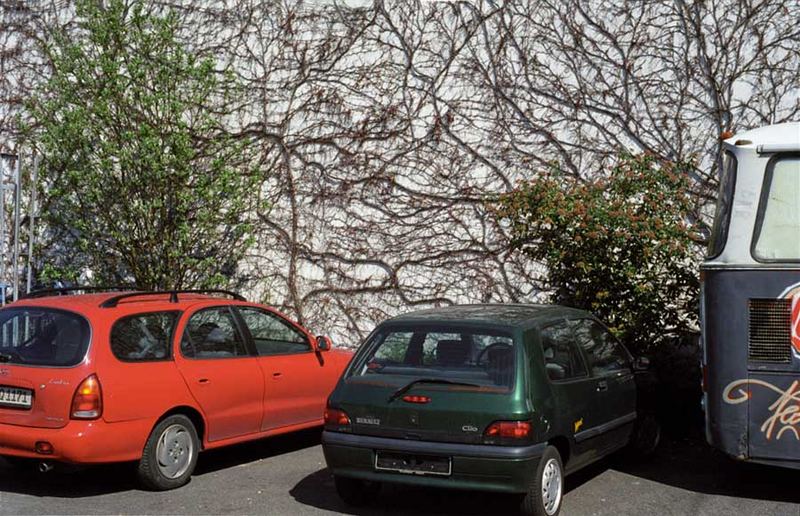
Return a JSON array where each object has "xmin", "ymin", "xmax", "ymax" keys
[{"xmin": 330, "ymin": 321, "xmax": 531, "ymax": 444}]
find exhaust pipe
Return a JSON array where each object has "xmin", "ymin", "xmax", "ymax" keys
[{"xmin": 38, "ymin": 461, "xmax": 54, "ymax": 473}]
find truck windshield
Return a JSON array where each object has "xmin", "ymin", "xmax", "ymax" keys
[
  {"xmin": 707, "ymin": 151, "xmax": 737, "ymax": 258},
  {"xmin": 753, "ymin": 156, "xmax": 800, "ymax": 261},
  {"xmin": 349, "ymin": 325, "xmax": 516, "ymax": 390},
  {"xmin": 0, "ymin": 308, "xmax": 91, "ymax": 367}
]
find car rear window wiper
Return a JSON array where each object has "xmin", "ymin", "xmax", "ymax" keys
[{"xmin": 387, "ymin": 378, "xmax": 481, "ymax": 403}]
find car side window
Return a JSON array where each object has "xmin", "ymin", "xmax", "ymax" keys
[
  {"xmin": 237, "ymin": 307, "xmax": 310, "ymax": 355},
  {"xmin": 539, "ymin": 321, "xmax": 587, "ymax": 381},
  {"xmin": 181, "ymin": 307, "xmax": 248, "ymax": 359},
  {"xmin": 111, "ymin": 311, "xmax": 178, "ymax": 361},
  {"xmin": 570, "ymin": 319, "xmax": 630, "ymax": 375}
]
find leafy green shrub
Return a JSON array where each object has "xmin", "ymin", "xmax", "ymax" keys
[
  {"xmin": 494, "ymin": 154, "xmax": 699, "ymax": 354},
  {"xmin": 27, "ymin": 0, "xmax": 260, "ymax": 289}
]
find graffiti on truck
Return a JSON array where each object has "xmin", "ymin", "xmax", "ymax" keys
[
  {"xmin": 723, "ymin": 379, "xmax": 800, "ymax": 441},
  {"xmin": 792, "ymin": 296, "xmax": 800, "ymax": 354},
  {"xmin": 779, "ymin": 283, "xmax": 800, "ymax": 354}
]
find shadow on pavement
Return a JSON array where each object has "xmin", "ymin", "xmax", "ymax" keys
[
  {"xmin": 290, "ymin": 435, "xmax": 800, "ymax": 514},
  {"xmin": 0, "ymin": 460, "xmax": 138, "ymax": 498},
  {"xmin": 290, "ymin": 467, "xmax": 520, "ymax": 516},
  {"xmin": 194, "ymin": 426, "xmax": 322, "ymax": 476},
  {"xmin": 289, "ymin": 464, "xmax": 599, "ymax": 515},
  {"xmin": 613, "ymin": 435, "xmax": 800, "ymax": 504},
  {"xmin": 0, "ymin": 427, "xmax": 323, "ymax": 498}
]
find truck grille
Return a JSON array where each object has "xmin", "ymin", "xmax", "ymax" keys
[{"xmin": 749, "ymin": 299, "xmax": 792, "ymax": 363}]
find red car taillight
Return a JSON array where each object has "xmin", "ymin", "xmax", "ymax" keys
[
  {"xmin": 483, "ymin": 420, "xmax": 532, "ymax": 444},
  {"xmin": 71, "ymin": 374, "xmax": 103, "ymax": 420},
  {"xmin": 324, "ymin": 406, "xmax": 351, "ymax": 432},
  {"xmin": 401, "ymin": 395, "xmax": 430, "ymax": 404}
]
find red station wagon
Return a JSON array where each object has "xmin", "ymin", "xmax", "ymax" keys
[{"xmin": 0, "ymin": 288, "xmax": 352, "ymax": 489}]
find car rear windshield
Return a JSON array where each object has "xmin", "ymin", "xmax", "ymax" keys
[
  {"xmin": 349, "ymin": 325, "xmax": 517, "ymax": 390},
  {"xmin": 0, "ymin": 308, "xmax": 91, "ymax": 367}
]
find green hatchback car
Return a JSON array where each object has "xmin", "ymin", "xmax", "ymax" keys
[{"xmin": 322, "ymin": 304, "xmax": 659, "ymax": 516}]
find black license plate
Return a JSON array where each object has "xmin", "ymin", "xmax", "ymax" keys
[
  {"xmin": 375, "ymin": 451, "xmax": 452, "ymax": 476},
  {"xmin": 0, "ymin": 385, "xmax": 33, "ymax": 409}
]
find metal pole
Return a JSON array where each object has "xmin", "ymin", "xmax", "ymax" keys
[
  {"xmin": 12, "ymin": 151, "xmax": 21, "ymax": 301},
  {"xmin": 26, "ymin": 154, "xmax": 38, "ymax": 294},
  {"xmin": 0, "ymin": 156, "xmax": 7, "ymax": 291},
  {"xmin": 0, "ymin": 153, "xmax": 12, "ymax": 306}
]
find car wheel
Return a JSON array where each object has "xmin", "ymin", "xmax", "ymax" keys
[
  {"xmin": 628, "ymin": 413, "xmax": 661, "ymax": 458},
  {"xmin": 333, "ymin": 475, "xmax": 380, "ymax": 506},
  {"xmin": 520, "ymin": 445, "xmax": 563, "ymax": 516},
  {"xmin": 137, "ymin": 414, "xmax": 199, "ymax": 491}
]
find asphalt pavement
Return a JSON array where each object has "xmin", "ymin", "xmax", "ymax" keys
[{"xmin": 0, "ymin": 428, "xmax": 797, "ymax": 515}]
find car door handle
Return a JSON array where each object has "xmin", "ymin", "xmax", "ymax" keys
[
  {"xmin": 272, "ymin": 372, "xmax": 282, "ymax": 380},
  {"xmin": 198, "ymin": 378, "xmax": 210, "ymax": 384},
  {"xmin": 596, "ymin": 380, "xmax": 608, "ymax": 392}
]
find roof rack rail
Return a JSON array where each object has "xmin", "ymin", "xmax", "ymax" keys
[
  {"xmin": 21, "ymin": 286, "xmax": 140, "ymax": 300},
  {"xmin": 100, "ymin": 289, "xmax": 246, "ymax": 308}
]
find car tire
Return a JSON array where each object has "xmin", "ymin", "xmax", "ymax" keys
[
  {"xmin": 137, "ymin": 414, "xmax": 200, "ymax": 491},
  {"xmin": 333, "ymin": 475, "xmax": 380, "ymax": 506},
  {"xmin": 627, "ymin": 413, "xmax": 661, "ymax": 458},
  {"xmin": 520, "ymin": 445, "xmax": 563, "ymax": 516}
]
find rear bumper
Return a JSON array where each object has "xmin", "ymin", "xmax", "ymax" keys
[
  {"xmin": 322, "ymin": 430, "xmax": 546, "ymax": 494},
  {"xmin": 0, "ymin": 418, "xmax": 152, "ymax": 464}
]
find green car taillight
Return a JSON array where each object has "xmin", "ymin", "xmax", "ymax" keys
[
  {"xmin": 483, "ymin": 420, "xmax": 533, "ymax": 445},
  {"xmin": 324, "ymin": 406, "xmax": 352, "ymax": 432}
]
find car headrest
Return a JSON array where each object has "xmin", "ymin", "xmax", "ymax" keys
[
  {"xmin": 486, "ymin": 346, "xmax": 514, "ymax": 371},
  {"xmin": 204, "ymin": 327, "xmax": 227, "ymax": 344},
  {"xmin": 546, "ymin": 363, "xmax": 566, "ymax": 380},
  {"xmin": 436, "ymin": 340, "xmax": 469, "ymax": 366}
]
